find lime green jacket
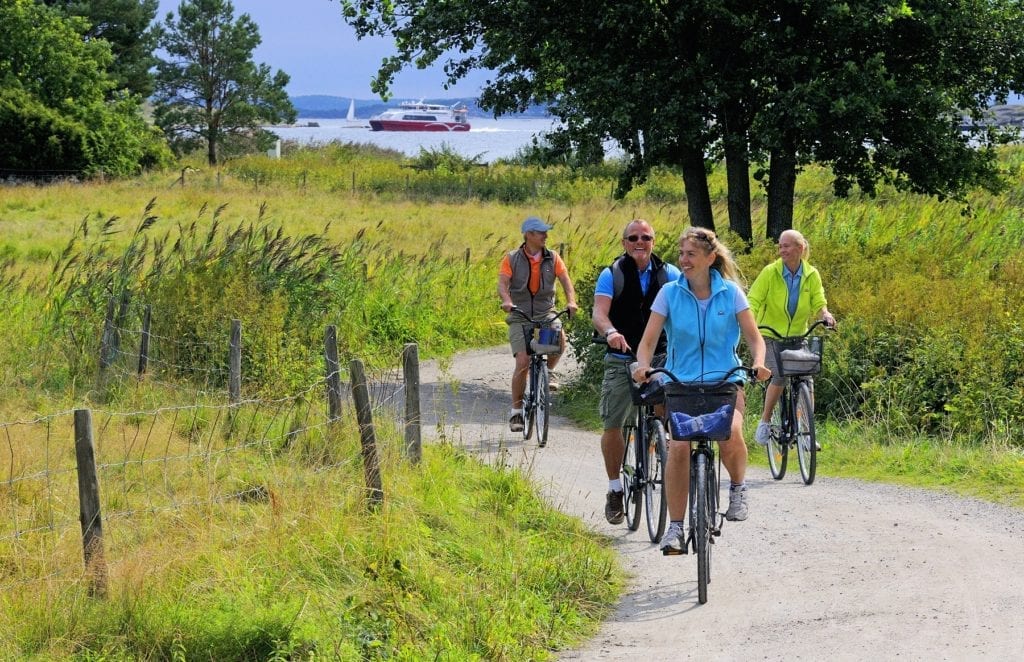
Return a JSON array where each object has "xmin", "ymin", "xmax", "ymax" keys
[{"xmin": 747, "ymin": 258, "xmax": 828, "ymax": 339}]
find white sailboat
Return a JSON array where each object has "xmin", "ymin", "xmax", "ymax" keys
[{"xmin": 345, "ymin": 99, "xmax": 366, "ymax": 128}]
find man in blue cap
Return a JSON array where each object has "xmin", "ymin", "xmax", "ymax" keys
[{"xmin": 498, "ymin": 216, "xmax": 578, "ymax": 432}]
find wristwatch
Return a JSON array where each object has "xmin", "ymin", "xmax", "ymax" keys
[{"xmin": 604, "ymin": 327, "xmax": 617, "ymax": 338}]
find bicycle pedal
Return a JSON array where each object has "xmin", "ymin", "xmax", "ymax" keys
[{"xmin": 662, "ymin": 548, "xmax": 687, "ymax": 556}]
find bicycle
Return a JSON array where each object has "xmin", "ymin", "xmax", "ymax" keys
[
  {"xmin": 648, "ymin": 364, "xmax": 756, "ymax": 605},
  {"xmin": 594, "ymin": 340, "xmax": 669, "ymax": 542},
  {"xmin": 757, "ymin": 319, "xmax": 831, "ymax": 485},
  {"xmin": 508, "ymin": 307, "xmax": 571, "ymax": 447}
]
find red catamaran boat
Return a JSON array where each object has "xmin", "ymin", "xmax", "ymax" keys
[{"xmin": 368, "ymin": 101, "xmax": 471, "ymax": 132}]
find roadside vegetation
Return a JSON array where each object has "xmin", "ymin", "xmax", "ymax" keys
[{"xmin": 0, "ymin": 141, "xmax": 1022, "ymax": 657}]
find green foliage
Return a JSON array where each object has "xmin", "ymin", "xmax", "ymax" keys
[
  {"xmin": 2, "ymin": 443, "xmax": 621, "ymax": 659},
  {"xmin": 41, "ymin": 0, "xmax": 161, "ymax": 98},
  {"xmin": 154, "ymin": 0, "xmax": 296, "ymax": 165},
  {"xmin": 0, "ymin": 0, "xmax": 164, "ymax": 177},
  {"xmin": 408, "ymin": 142, "xmax": 486, "ymax": 173}
]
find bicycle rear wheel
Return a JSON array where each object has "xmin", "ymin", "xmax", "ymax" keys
[
  {"xmin": 644, "ymin": 417, "xmax": 668, "ymax": 543},
  {"xmin": 693, "ymin": 453, "xmax": 711, "ymax": 604},
  {"xmin": 621, "ymin": 425, "xmax": 642, "ymax": 531},
  {"xmin": 795, "ymin": 382, "xmax": 817, "ymax": 485},
  {"xmin": 766, "ymin": 387, "xmax": 789, "ymax": 480},
  {"xmin": 536, "ymin": 362, "xmax": 550, "ymax": 446}
]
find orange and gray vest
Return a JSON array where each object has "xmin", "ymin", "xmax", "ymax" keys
[{"xmin": 507, "ymin": 245, "xmax": 557, "ymax": 319}]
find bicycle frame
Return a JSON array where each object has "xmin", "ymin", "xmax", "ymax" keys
[
  {"xmin": 759, "ymin": 320, "xmax": 830, "ymax": 484},
  {"xmin": 592, "ymin": 339, "xmax": 669, "ymax": 541},
  {"xmin": 509, "ymin": 307, "xmax": 570, "ymax": 447},
  {"xmin": 648, "ymin": 364, "xmax": 755, "ymax": 604}
]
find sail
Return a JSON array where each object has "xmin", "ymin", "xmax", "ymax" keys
[{"xmin": 346, "ymin": 99, "xmax": 356, "ymax": 122}]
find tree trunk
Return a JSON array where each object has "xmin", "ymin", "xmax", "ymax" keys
[
  {"xmin": 720, "ymin": 101, "xmax": 753, "ymax": 247},
  {"xmin": 724, "ymin": 142, "xmax": 752, "ymax": 247},
  {"xmin": 766, "ymin": 146, "xmax": 797, "ymax": 241},
  {"xmin": 681, "ymin": 146, "xmax": 714, "ymax": 231}
]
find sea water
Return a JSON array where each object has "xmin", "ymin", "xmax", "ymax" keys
[{"xmin": 267, "ymin": 117, "xmax": 564, "ymax": 163}]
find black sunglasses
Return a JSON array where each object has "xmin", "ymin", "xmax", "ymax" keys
[{"xmin": 626, "ymin": 234, "xmax": 654, "ymax": 242}]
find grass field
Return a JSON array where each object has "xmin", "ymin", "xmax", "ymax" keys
[{"xmin": 1, "ymin": 142, "xmax": 1022, "ymax": 657}]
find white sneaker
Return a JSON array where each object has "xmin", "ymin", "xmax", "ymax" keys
[
  {"xmin": 660, "ymin": 520, "xmax": 686, "ymax": 555},
  {"xmin": 754, "ymin": 421, "xmax": 772, "ymax": 446}
]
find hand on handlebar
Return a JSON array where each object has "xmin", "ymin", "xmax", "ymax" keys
[
  {"xmin": 631, "ymin": 363, "xmax": 650, "ymax": 384},
  {"xmin": 607, "ymin": 331, "xmax": 632, "ymax": 353},
  {"xmin": 501, "ymin": 301, "xmax": 515, "ymax": 313},
  {"xmin": 566, "ymin": 302, "xmax": 579, "ymax": 318},
  {"xmin": 751, "ymin": 365, "xmax": 772, "ymax": 382}
]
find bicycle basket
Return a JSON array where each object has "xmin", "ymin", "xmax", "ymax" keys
[
  {"xmin": 776, "ymin": 335, "xmax": 823, "ymax": 377},
  {"xmin": 663, "ymin": 381, "xmax": 738, "ymax": 441},
  {"xmin": 528, "ymin": 325, "xmax": 562, "ymax": 355}
]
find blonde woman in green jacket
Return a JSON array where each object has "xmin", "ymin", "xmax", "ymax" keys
[{"xmin": 748, "ymin": 229, "xmax": 836, "ymax": 446}]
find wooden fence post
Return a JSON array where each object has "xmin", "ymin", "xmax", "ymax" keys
[
  {"xmin": 350, "ymin": 359, "xmax": 384, "ymax": 508},
  {"xmin": 229, "ymin": 319, "xmax": 241, "ymax": 404},
  {"xmin": 74, "ymin": 409, "xmax": 107, "ymax": 597},
  {"xmin": 98, "ymin": 296, "xmax": 118, "ymax": 373},
  {"xmin": 324, "ymin": 325, "xmax": 342, "ymax": 421},
  {"xmin": 137, "ymin": 304, "xmax": 151, "ymax": 377},
  {"xmin": 403, "ymin": 343, "xmax": 422, "ymax": 464}
]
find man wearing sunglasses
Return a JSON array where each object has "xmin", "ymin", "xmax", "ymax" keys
[{"xmin": 592, "ymin": 219, "xmax": 680, "ymax": 524}]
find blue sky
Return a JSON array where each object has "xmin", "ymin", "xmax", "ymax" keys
[{"xmin": 155, "ymin": 0, "xmax": 491, "ymax": 99}]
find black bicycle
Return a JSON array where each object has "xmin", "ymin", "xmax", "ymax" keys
[
  {"xmin": 758, "ymin": 320, "xmax": 831, "ymax": 485},
  {"xmin": 649, "ymin": 364, "xmax": 756, "ymax": 605},
  {"xmin": 509, "ymin": 307, "xmax": 570, "ymax": 447},
  {"xmin": 596, "ymin": 341, "xmax": 669, "ymax": 542}
]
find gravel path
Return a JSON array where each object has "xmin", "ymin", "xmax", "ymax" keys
[{"xmin": 419, "ymin": 346, "xmax": 1024, "ymax": 660}]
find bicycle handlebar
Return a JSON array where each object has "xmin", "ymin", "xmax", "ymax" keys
[
  {"xmin": 507, "ymin": 306, "xmax": 572, "ymax": 325},
  {"xmin": 647, "ymin": 364, "xmax": 758, "ymax": 386},
  {"xmin": 758, "ymin": 318, "xmax": 834, "ymax": 341}
]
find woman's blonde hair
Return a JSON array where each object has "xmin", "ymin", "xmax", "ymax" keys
[
  {"xmin": 679, "ymin": 226, "xmax": 741, "ymax": 283},
  {"xmin": 780, "ymin": 229, "xmax": 810, "ymax": 259}
]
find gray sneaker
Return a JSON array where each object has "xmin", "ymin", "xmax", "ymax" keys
[
  {"xmin": 509, "ymin": 413, "xmax": 525, "ymax": 432},
  {"xmin": 725, "ymin": 484, "xmax": 748, "ymax": 521},
  {"xmin": 660, "ymin": 520, "xmax": 686, "ymax": 555},
  {"xmin": 605, "ymin": 490, "xmax": 625, "ymax": 524}
]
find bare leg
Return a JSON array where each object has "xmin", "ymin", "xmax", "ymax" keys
[
  {"xmin": 511, "ymin": 352, "xmax": 529, "ymax": 408},
  {"xmin": 601, "ymin": 428, "xmax": 626, "ymax": 480}
]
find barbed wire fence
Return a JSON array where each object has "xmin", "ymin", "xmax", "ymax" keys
[{"xmin": 0, "ymin": 297, "xmax": 424, "ymax": 596}]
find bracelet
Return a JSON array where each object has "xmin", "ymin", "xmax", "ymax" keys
[{"xmin": 604, "ymin": 327, "xmax": 617, "ymax": 337}]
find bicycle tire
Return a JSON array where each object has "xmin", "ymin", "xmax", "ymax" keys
[
  {"xmin": 537, "ymin": 362, "xmax": 550, "ymax": 446},
  {"xmin": 644, "ymin": 417, "xmax": 668, "ymax": 543},
  {"xmin": 795, "ymin": 381, "xmax": 817, "ymax": 485},
  {"xmin": 522, "ymin": 361, "xmax": 536, "ymax": 441},
  {"xmin": 694, "ymin": 452, "xmax": 710, "ymax": 604},
  {"xmin": 766, "ymin": 386, "xmax": 789, "ymax": 480},
  {"xmin": 621, "ymin": 425, "xmax": 642, "ymax": 531}
]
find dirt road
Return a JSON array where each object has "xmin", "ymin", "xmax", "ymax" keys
[{"xmin": 419, "ymin": 346, "xmax": 1024, "ymax": 660}]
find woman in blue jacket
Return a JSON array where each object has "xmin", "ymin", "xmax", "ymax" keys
[{"xmin": 632, "ymin": 226, "xmax": 770, "ymax": 554}]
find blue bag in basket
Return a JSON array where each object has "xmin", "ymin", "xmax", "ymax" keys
[{"xmin": 669, "ymin": 403, "xmax": 734, "ymax": 440}]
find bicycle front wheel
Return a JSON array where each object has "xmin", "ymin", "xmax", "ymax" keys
[
  {"xmin": 621, "ymin": 425, "xmax": 642, "ymax": 531},
  {"xmin": 766, "ymin": 387, "xmax": 789, "ymax": 480},
  {"xmin": 536, "ymin": 362, "xmax": 550, "ymax": 446},
  {"xmin": 795, "ymin": 382, "xmax": 817, "ymax": 485},
  {"xmin": 694, "ymin": 453, "xmax": 711, "ymax": 604},
  {"xmin": 644, "ymin": 417, "xmax": 668, "ymax": 543},
  {"xmin": 522, "ymin": 362, "xmax": 535, "ymax": 441}
]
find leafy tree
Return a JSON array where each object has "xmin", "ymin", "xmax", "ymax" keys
[
  {"xmin": 39, "ymin": 0, "xmax": 160, "ymax": 98},
  {"xmin": 0, "ymin": 0, "xmax": 171, "ymax": 177},
  {"xmin": 341, "ymin": 0, "xmax": 1024, "ymax": 243},
  {"xmin": 153, "ymin": 0, "xmax": 295, "ymax": 165}
]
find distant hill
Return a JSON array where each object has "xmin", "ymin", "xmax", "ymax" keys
[{"xmin": 291, "ymin": 95, "xmax": 551, "ymax": 120}]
